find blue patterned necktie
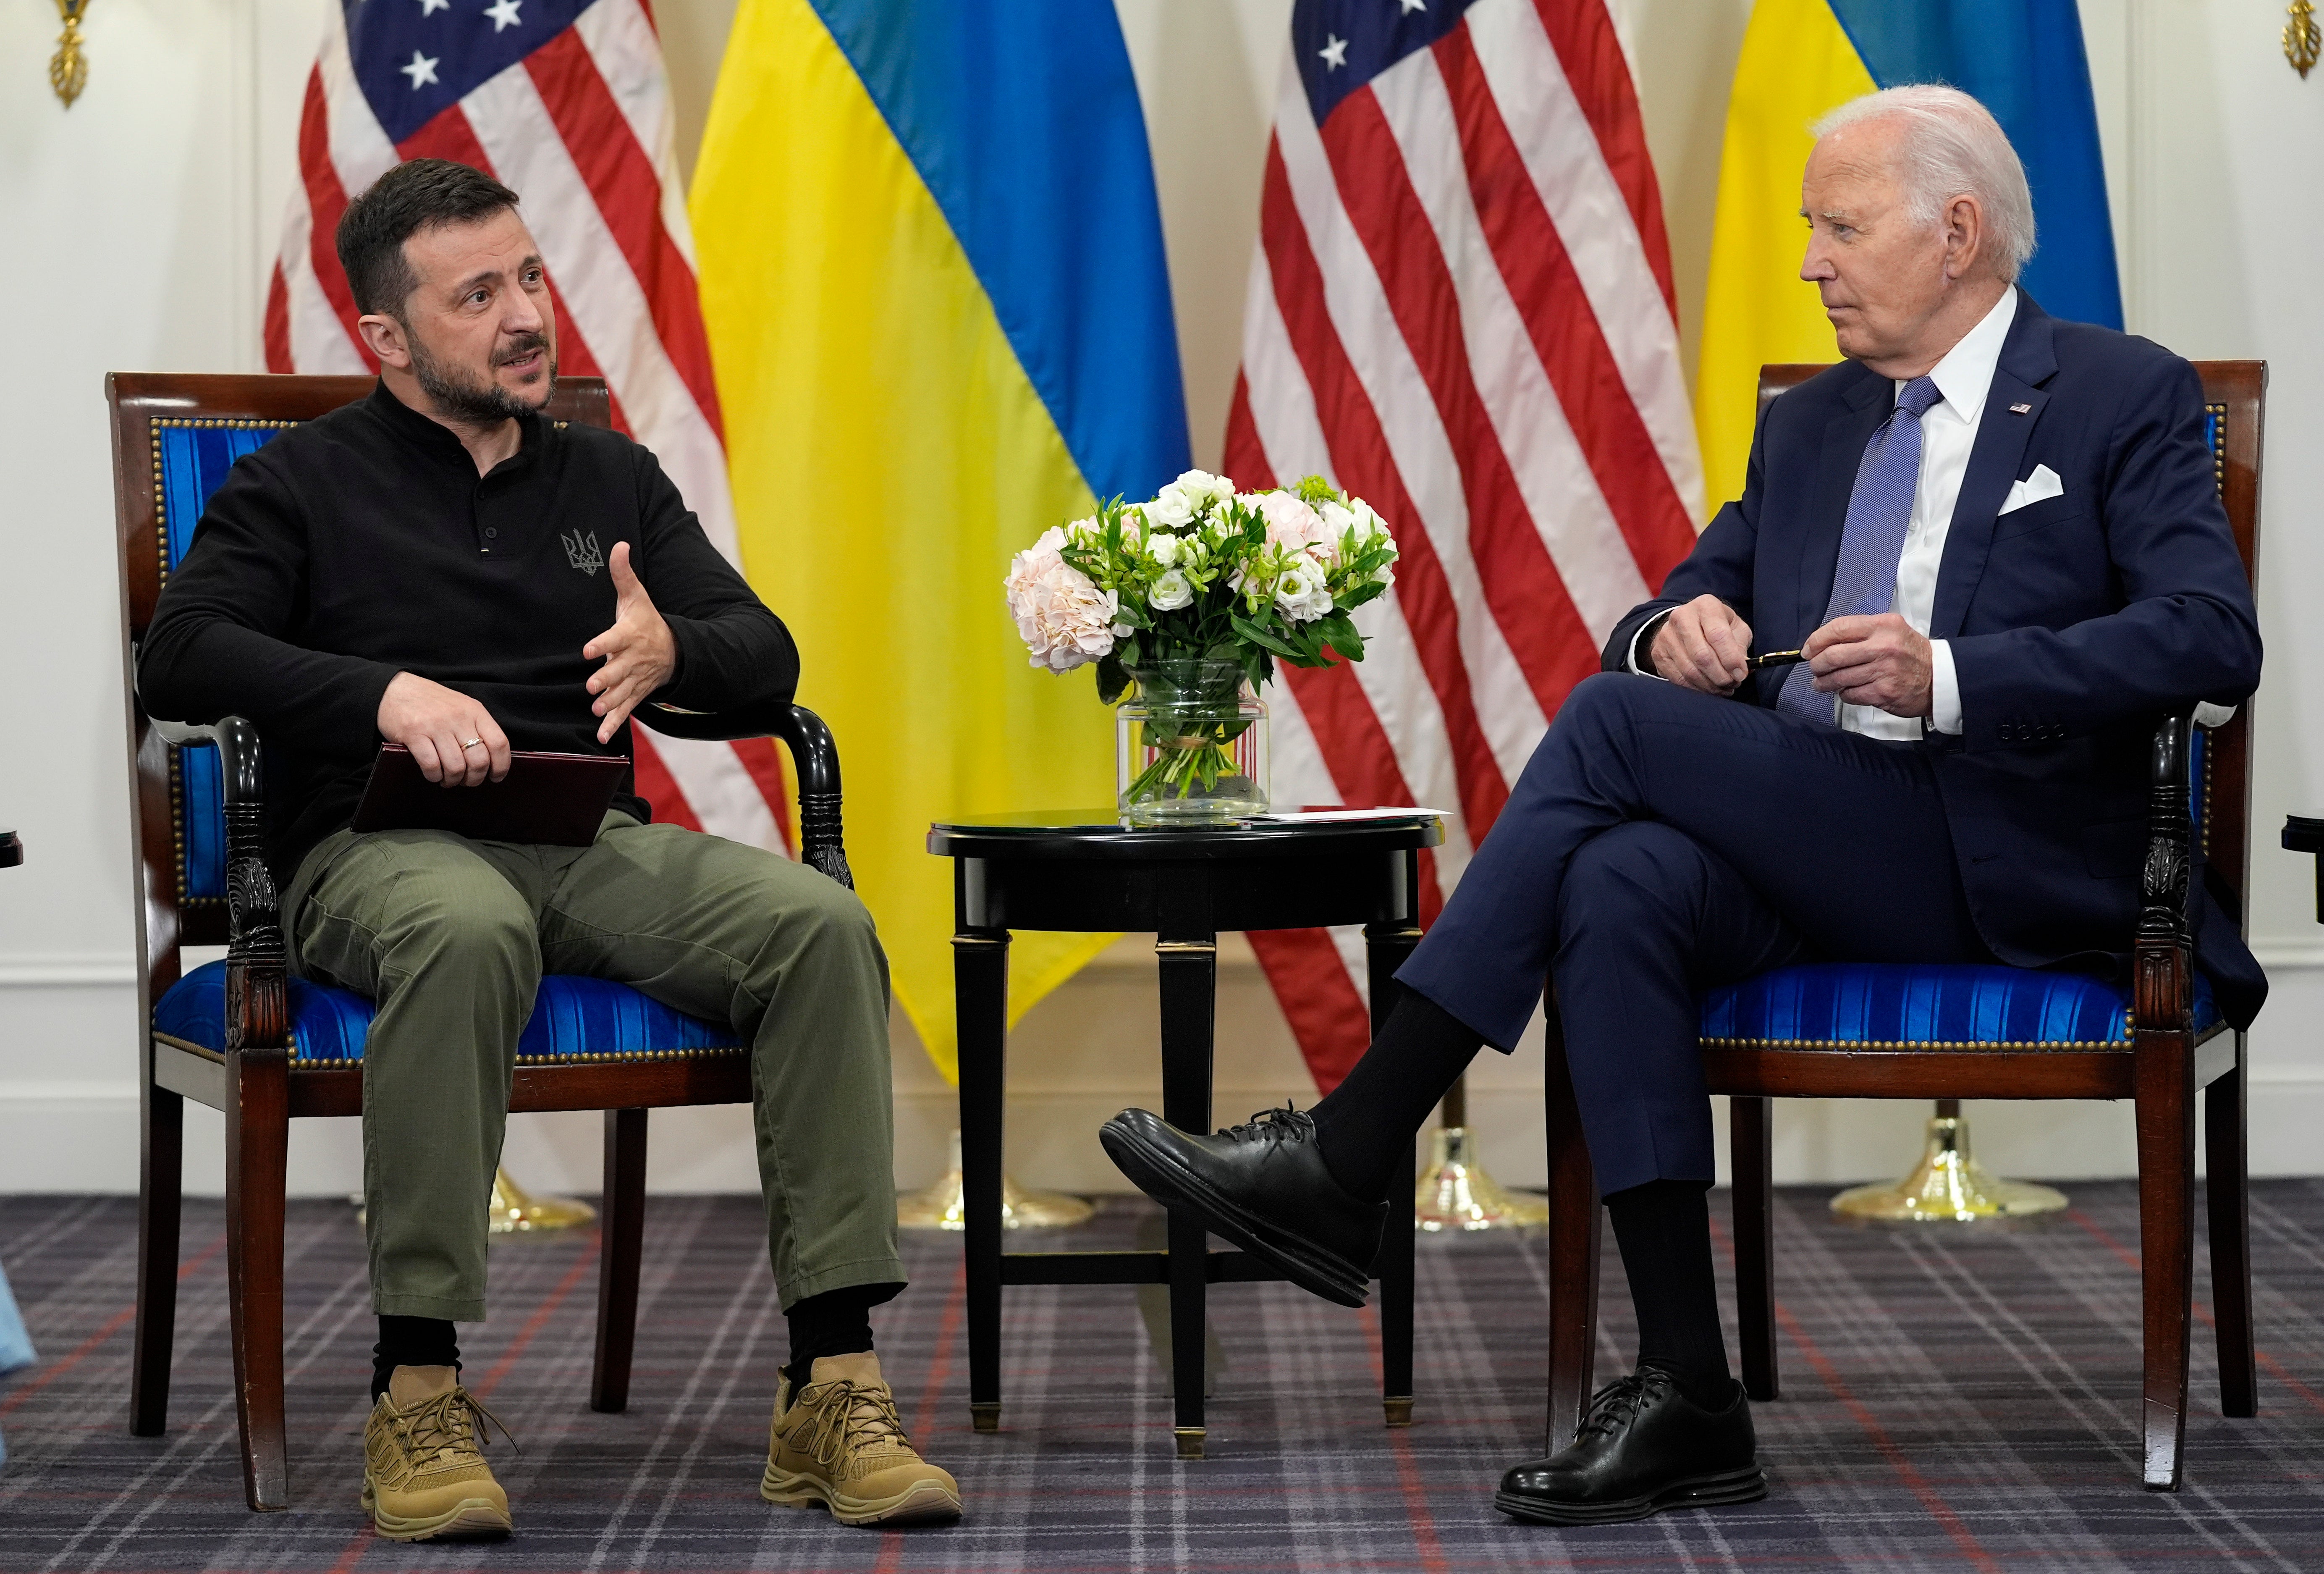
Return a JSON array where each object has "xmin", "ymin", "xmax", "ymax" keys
[{"xmin": 1775, "ymin": 374, "xmax": 1943, "ymax": 727}]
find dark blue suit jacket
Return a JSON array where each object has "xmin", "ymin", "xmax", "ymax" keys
[{"xmin": 1602, "ymin": 294, "xmax": 2265, "ymax": 1027}]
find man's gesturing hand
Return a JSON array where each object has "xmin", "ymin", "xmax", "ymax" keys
[
  {"xmin": 377, "ymin": 672, "xmax": 510, "ymax": 787},
  {"xmin": 1648, "ymin": 595, "xmax": 1753, "ymax": 695},
  {"xmin": 582, "ymin": 540, "xmax": 676, "ymax": 745},
  {"xmin": 1803, "ymin": 612, "xmax": 1932, "ymax": 718}
]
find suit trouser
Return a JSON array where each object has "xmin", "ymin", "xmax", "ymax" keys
[
  {"xmin": 1397, "ymin": 672, "xmax": 1989, "ymax": 1196},
  {"xmin": 283, "ymin": 811, "xmax": 902, "ymax": 1322}
]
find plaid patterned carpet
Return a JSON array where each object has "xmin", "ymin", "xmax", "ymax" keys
[{"xmin": 1, "ymin": 1182, "xmax": 2319, "ymax": 1572}]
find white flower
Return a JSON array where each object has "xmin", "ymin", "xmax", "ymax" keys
[
  {"xmin": 1146, "ymin": 533, "xmax": 1183, "ymax": 568},
  {"xmin": 1148, "ymin": 485, "xmax": 1197, "ymax": 529},
  {"xmin": 1273, "ymin": 565, "xmax": 1334, "ymax": 623},
  {"xmin": 1062, "ymin": 516, "xmax": 1100, "ymax": 546},
  {"xmin": 1149, "ymin": 568, "xmax": 1194, "ymax": 611},
  {"xmin": 1174, "ymin": 469, "xmax": 1236, "ymax": 508},
  {"xmin": 1005, "ymin": 538, "xmax": 1127, "ymax": 674}
]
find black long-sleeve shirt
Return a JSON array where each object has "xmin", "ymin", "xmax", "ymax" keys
[{"xmin": 139, "ymin": 383, "xmax": 797, "ymax": 883}]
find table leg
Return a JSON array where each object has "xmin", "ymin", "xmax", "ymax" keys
[
  {"xmin": 1156, "ymin": 918, "xmax": 1218, "ymax": 1459},
  {"xmin": 954, "ymin": 924, "xmax": 1010, "ymax": 1435},
  {"xmin": 1367, "ymin": 863, "xmax": 1422, "ymax": 1427}
]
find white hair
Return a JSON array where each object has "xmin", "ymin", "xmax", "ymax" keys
[{"xmin": 1810, "ymin": 86, "xmax": 2036, "ymax": 281}]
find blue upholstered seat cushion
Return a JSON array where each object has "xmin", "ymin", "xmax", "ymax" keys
[
  {"xmin": 1699, "ymin": 962, "xmax": 2219, "ymax": 1048},
  {"xmin": 152, "ymin": 961, "xmax": 743, "ymax": 1064}
]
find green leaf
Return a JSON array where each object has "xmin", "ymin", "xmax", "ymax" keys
[
  {"xmin": 1229, "ymin": 611, "xmax": 1301, "ymax": 658},
  {"xmin": 1095, "ymin": 652, "xmax": 1130, "ymax": 705},
  {"xmin": 1340, "ymin": 580, "xmax": 1387, "ymax": 610}
]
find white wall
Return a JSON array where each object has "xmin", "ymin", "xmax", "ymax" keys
[{"xmin": 0, "ymin": 0, "xmax": 2317, "ymax": 1201}]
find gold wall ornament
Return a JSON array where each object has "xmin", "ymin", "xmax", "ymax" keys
[
  {"xmin": 2289, "ymin": 0, "xmax": 2321, "ymax": 79},
  {"xmin": 48, "ymin": 0, "xmax": 93, "ymax": 107}
]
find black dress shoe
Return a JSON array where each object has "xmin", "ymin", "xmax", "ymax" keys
[
  {"xmin": 1098, "ymin": 1105, "xmax": 1386, "ymax": 1307},
  {"xmin": 1495, "ymin": 1367, "xmax": 1766, "ymax": 1526}
]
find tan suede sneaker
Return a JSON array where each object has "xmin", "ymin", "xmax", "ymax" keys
[
  {"xmin": 360, "ymin": 1365, "xmax": 515, "ymax": 1542},
  {"xmin": 761, "ymin": 1352, "xmax": 962, "ymax": 1526}
]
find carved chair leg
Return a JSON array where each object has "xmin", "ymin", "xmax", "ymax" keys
[
  {"xmin": 131, "ymin": 1073, "xmax": 184, "ymax": 1437},
  {"xmin": 224, "ymin": 1051, "xmax": 291, "ymax": 1512},
  {"xmin": 1729, "ymin": 1095, "xmax": 1779, "ymax": 1401},
  {"xmin": 2205, "ymin": 1032, "xmax": 2257, "ymax": 1418},
  {"xmin": 1543, "ymin": 995, "xmax": 1601, "ymax": 1448},
  {"xmin": 591, "ymin": 1108, "xmax": 649, "ymax": 1414},
  {"xmin": 2133, "ymin": 1028, "xmax": 2197, "ymax": 1491}
]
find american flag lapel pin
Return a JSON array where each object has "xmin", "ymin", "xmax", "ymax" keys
[{"xmin": 2009, "ymin": 402, "xmax": 2033, "ymax": 414}]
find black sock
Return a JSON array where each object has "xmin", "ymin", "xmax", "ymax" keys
[
  {"xmin": 1604, "ymin": 1178, "xmax": 1732, "ymax": 1409},
  {"xmin": 1308, "ymin": 988, "xmax": 1485, "ymax": 1204},
  {"xmin": 783, "ymin": 1282, "xmax": 904, "ymax": 1388},
  {"xmin": 372, "ymin": 1315, "xmax": 460, "ymax": 1402}
]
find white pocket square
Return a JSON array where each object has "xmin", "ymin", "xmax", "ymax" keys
[{"xmin": 1999, "ymin": 463, "xmax": 2065, "ymax": 514}]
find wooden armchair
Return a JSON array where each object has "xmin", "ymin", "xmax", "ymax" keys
[
  {"xmin": 1541, "ymin": 360, "xmax": 2264, "ymax": 1493},
  {"xmin": 109, "ymin": 372, "xmax": 852, "ymax": 1511}
]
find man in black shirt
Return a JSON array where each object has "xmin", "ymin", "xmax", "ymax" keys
[{"xmin": 140, "ymin": 160, "xmax": 958, "ymax": 1539}]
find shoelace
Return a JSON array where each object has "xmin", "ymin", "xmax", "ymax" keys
[
  {"xmin": 799, "ymin": 1380, "xmax": 915, "ymax": 1470},
  {"xmin": 1216, "ymin": 1103, "xmax": 1314, "ymax": 1144},
  {"xmin": 1575, "ymin": 1369, "xmax": 1675, "ymax": 1442},
  {"xmin": 398, "ymin": 1386, "xmax": 519, "ymax": 1466}
]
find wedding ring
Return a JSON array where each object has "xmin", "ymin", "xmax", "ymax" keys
[{"xmin": 461, "ymin": 737, "xmax": 486, "ymax": 750}]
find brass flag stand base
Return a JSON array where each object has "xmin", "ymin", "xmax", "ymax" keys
[
  {"xmin": 897, "ymin": 1129, "xmax": 1095, "ymax": 1231},
  {"xmin": 1414, "ymin": 1076, "xmax": 1549, "ymax": 1231},
  {"xmin": 488, "ymin": 1166, "xmax": 596, "ymax": 1234},
  {"xmin": 1830, "ymin": 1100, "xmax": 2067, "ymax": 1223}
]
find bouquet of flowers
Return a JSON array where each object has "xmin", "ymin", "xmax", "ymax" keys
[{"xmin": 1004, "ymin": 470, "xmax": 1397, "ymax": 817}]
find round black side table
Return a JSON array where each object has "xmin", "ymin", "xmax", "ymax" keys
[{"xmin": 928, "ymin": 809, "xmax": 1444, "ymax": 1457}]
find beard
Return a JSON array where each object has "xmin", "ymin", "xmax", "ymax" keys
[{"xmin": 407, "ymin": 328, "xmax": 558, "ymax": 423}]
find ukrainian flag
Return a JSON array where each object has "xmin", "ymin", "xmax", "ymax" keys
[
  {"xmin": 1696, "ymin": 0, "xmax": 2121, "ymax": 514},
  {"xmin": 691, "ymin": 0, "xmax": 1190, "ymax": 1078}
]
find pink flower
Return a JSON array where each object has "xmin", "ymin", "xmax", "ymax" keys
[
  {"xmin": 1005, "ymin": 532, "xmax": 1127, "ymax": 674},
  {"xmin": 1250, "ymin": 491, "xmax": 1325, "ymax": 553}
]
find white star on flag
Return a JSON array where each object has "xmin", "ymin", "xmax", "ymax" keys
[
  {"xmin": 418, "ymin": 0, "xmax": 449, "ymax": 14},
  {"xmin": 1400, "ymin": 0, "xmax": 1428, "ymax": 11},
  {"xmin": 1319, "ymin": 34, "xmax": 1349, "ymax": 68},
  {"xmin": 399, "ymin": 50, "xmax": 440, "ymax": 88},
  {"xmin": 483, "ymin": 0, "xmax": 523, "ymax": 31}
]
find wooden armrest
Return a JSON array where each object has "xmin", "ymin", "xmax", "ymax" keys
[
  {"xmin": 2133, "ymin": 713, "xmax": 2197, "ymax": 1034},
  {"xmin": 151, "ymin": 713, "xmax": 288, "ymax": 1055},
  {"xmin": 639, "ymin": 700, "xmax": 855, "ymax": 890}
]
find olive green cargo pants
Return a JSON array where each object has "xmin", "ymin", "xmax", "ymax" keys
[{"xmin": 284, "ymin": 812, "xmax": 901, "ymax": 1323}]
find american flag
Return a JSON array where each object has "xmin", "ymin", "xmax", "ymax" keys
[
  {"xmin": 265, "ymin": 0, "xmax": 792, "ymax": 857},
  {"xmin": 1227, "ymin": 0, "xmax": 1700, "ymax": 1089}
]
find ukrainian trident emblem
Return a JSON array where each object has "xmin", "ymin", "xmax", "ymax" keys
[{"xmin": 562, "ymin": 529, "xmax": 605, "ymax": 576}]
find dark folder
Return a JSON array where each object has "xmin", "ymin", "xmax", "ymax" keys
[{"xmin": 350, "ymin": 744, "xmax": 626, "ymax": 847}]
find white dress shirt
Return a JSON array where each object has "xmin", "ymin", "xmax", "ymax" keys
[{"xmin": 1636, "ymin": 287, "xmax": 2021, "ymax": 738}]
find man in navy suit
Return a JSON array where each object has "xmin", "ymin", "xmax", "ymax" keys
[{"xmin": 1098, "ymin": 85, "xmax": 2262, "ymax": 1522}]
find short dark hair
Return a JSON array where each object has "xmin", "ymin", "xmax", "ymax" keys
[{"xmin": 335, "ymin": 159, "xmax": 521, "ymax": 318}]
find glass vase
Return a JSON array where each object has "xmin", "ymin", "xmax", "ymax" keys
[{"xmin": 1115, "ymin": 659, "xmax": 1269, "ymax": 824}]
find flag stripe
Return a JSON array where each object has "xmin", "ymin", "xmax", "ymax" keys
[
  {"xmin": 1237, "ymin": 1, "xmax": 1697, "ymax": 1089},
  {"xmin": 523, "ymin": 25, "xmax": 725, "ymax": 442},
  {"xmin": 1340, "ymin": 66, "xmax": 1656, "ymax": 642},
  {"xmin": 572, "ymin": 0, "xmax": 700, "ymax": 273},
  {"xmin": 1462, "ymin": 0, "xmax": 1703, "ymax": 519},
  {"xmin": 1423, "ymin": 31, "xmax": 1695, "ymax": 595},
  {"xmin": 1257, "ymin": 142, "xmax": 1509, "ymax": 844},
  {"xmin": 1284, "ymin": 89, "xmax": 1602, "ymax": 726},
  {"xmin": 1522, "ymin": 0, "xmax": 1677, "ymax": 318},
  {"xmin": 294, "ymin": 67, "xmax": 374, "ymax": 372}
]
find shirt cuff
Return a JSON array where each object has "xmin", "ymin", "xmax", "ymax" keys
[
  {"xmin": 2194, "ymin": 701, "xmax": 2238, "ymax": 729},
  {"xmin": 1628, "ymin": 612, "xmax": 1672, "ymax": 679},
  {"xmin": 1928, "ymin": 639, "xmax": 1962, "ymax": 735}
]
